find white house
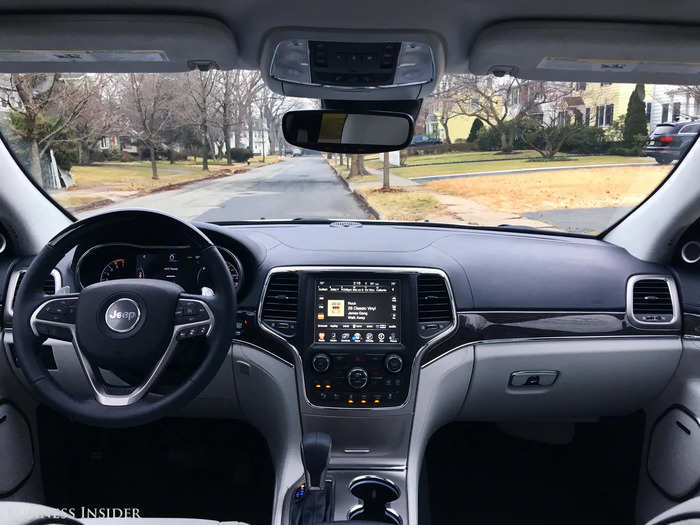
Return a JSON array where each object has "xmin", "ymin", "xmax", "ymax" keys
[{"xmin": 645, "ymin": 85, "xmax": 700, "ymax": 129}]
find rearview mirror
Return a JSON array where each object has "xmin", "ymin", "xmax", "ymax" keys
[{"xmin": 282, "ymin": 110, "xmax": 414, "ymax": 153}]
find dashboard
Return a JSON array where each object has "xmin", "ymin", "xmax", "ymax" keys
[{"xmin": 75, "ymin": 243, "xmax": 244, "ymax": 293}]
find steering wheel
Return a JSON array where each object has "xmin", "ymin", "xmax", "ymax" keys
[{"xmin": 12, "ymin": 210, "xmax": 236, "ymax": 428}]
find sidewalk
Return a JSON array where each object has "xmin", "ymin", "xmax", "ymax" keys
[{"xmin": 410, "ymin": 161, "xmax": 657, "ymax": 183}]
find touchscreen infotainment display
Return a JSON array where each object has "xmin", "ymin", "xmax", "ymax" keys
[{"xmin": 314, "ymin": 279, "xmax": 400, "ymax": 344}]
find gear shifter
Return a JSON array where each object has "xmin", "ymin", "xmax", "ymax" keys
[
  {"xmin": 290, "ymin": 432, "xmax": 333, "ymax": 525},
  {"xmin": 302, "ymin": 432, "xmax": 332, "ymax": 490}
]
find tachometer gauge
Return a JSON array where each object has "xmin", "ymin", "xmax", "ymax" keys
[
  {"xmin": 100, "ymin": 258, "xmax": 129, "ymax": 281},
  {"xmin": 196, "ymin": 247, "xmax": 243, "ymax": 290}
]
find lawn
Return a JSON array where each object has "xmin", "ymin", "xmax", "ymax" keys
[
  {"xmin": 357, "ymin": 187, "xmax": 445, "ymax": 221},
  {"xmin": 393, "ymin": 155, "xmax": 656, "ymax": 178},
  {"xmin": 51, "ymin": 155, "xmax": 283, "ymax": 210},
  {"xmin": 366, "ymin": 150, "xmax": 542, "ymax": 170},
  {"xmin": 425, "ymin": 164, "xmax": 672, "ymax": 213}
]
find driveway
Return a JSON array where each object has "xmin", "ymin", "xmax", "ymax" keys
[{"xmin": 94, "ymin": 156, "xmax": 369, "ymax": 221}]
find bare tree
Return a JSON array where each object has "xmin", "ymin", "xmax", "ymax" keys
[
  {"xmin": 121, "ymin": 73, "xmax": 176, "ymax": 179},
  {"xmin": 183, "ymin": 70, "xmax": 218, "ymax": 170},
  {"xmin": 426, "ymin": 75, "xmax": 461, "ymax": 144},
  {"xmin": 1, "ymin": 73, "xmax": 95, "ymax": 183},
  {"xmin": 518, "ymin": 83, "xmax": 582, "ymax": 159},
  {"xmin": 71, "ymin": 75, "xmax": 123, "ymax": 164},
  {"xmin": 450, "ymin": 75, "xmax": 572, "ymax": 153}
]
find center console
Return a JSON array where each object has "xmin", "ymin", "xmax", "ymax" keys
[{"xmin": 305, "ymin": 276, "xmax": 411, "ymax": 408}]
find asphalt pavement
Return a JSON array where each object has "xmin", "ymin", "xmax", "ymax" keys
[
  {"xmin": 523, "ymin": 206, "xmax": 633, "ymax": 234},
  {"xmin": 99, "ymin": 156, "xmax": 369, "ymax": 221}
]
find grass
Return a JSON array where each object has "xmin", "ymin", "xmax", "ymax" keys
[
  {"xmin": 357, "ymin": 187, "xmax": 445, "ymax": 221},
  {"xmin": 425, "ymin": 164, "xmax": 672, "ymax": 213},
  {"xmin": 51, "ymin": 155, "xmax": 283, "ymax": 209},
  {"xmin": 332, "ymin": 161, "xmax": 379, "ymax": 184},
  {"xmin": 392, "ymin": 155, "xmax": 655, "ymax": 178}
]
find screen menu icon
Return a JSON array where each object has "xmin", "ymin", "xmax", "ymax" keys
[{"xmin": 314, "ymin": 279, "xmax": 400, "ymax": 344}]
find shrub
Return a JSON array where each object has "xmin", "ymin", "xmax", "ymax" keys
[
  {"xmin": 229, "ymin": 147, "xmax": 254, "ymax": 162},
  {"xmin": 52, "ymin": 145, "xmax": 78, "ymax": 170},
  {"xmin": 467, "ymin": 118, "xmax": 483, "ymax": 142},
  {"xmin": 476, "ymin": 125, "xmax": 528, "ymax": 151},
  {"xmin": 609, "ymin": 144, "xmax": 643, "ymax": 156},
  {"xmin": 560, "ymin": 126, "xmax": 609, "ymax": 154}
]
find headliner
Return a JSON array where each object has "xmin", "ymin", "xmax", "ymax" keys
[{"xmin": 1, "ymin": 0, "xmax": 697, "ymax": 72}]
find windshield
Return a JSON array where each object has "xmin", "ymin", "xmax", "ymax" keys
[{"xmin": 0, "ymin": 72, "xmax": 689, "ymax": 234}]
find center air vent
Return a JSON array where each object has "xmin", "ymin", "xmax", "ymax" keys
[
  {"xmin": 628, "ymin": 275, "xmax": 678, "ymax": 327},
  {"xmin": 417, "ymin": 273, "xmax": 453, "ymax": 338},
  {"xmin": 261, "ymin": 272, "xmax": 299, "ymax": 336}
]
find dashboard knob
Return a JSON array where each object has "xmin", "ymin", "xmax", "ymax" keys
[
  {"xmin": 347, "ymin": 367, "xmax": 369, "ymax": 390},
  {"xmin": 312, "ymin": 353, "xmax": 331, "ymax": 373},
  {"xmin": 385, "ymin": 354, "xmax": 403, "ymax": 374}
]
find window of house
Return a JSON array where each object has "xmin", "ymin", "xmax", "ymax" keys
[
  {"xmin": 673, "ymin": 102, "xmax": 682, "ymax": 121},
  {"xmin": 470, "ymin": 97, "xmax": 479, "ymax": 111},
  {"xmin": 0, "ymin": 99, "xmax": 7, "ymax": 108},
  {"xmin": 510, "ymin": 88, "xmax": 519, "ymax": 105},
  {"xmin": 575, "ymin": 82, "xmax": 587, "ymax": 91},
  {"xmin": 645, "ymin": 102, "xmax": 652, "ymax": 123},
  {"xmin": 557, "ymin": 111, "xmax": 571, "ymax": 126},
  {"xmin": 584, "ymin": 107, "xmax": 590, "ymax": 126},
  {"xmin": 661, "ymin": 103, "xmax": 670, "ymax": 123},
  {"xmin": 100, "ymin": 136, "xmax": 108, "ymax": 149},
  {"xmin": 600, "ymin": 82, "xmax": 612, "ymax": 86},
  {"xmin": 604, "ymin": 104, "xmax": 614, "ymax": 126}
]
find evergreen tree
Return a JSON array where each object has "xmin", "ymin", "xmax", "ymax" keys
[
  {"xmin": 467, "ymin": 118, "xmax": 483, "ymax": 142},
  {"xmin": 623, "ymin": 84, "xmax": 648, "ymax": 146}
]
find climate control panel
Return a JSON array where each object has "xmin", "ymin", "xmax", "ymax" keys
[{"xmin": 305, "ymin": 350, "xmax": 409, "ymax": 407}]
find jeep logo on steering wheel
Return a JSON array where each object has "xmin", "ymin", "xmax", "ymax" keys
[{"xmin": 104, "ymin": 298, "xmax": 141, "ymax": 333}]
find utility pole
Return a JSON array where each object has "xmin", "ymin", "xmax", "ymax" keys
[
  {"xmin": 259, "ymin": 105, "xmax": 265, "ymax": 163},
  {"xmin": 383, "ymin": 152, "xmax": 391, "ymax": 190}
]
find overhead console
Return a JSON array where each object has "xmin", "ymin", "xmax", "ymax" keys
[
  {"xmin": 262, "ymin": 29, "xmax": 444, "ymax": 100},
  {"xmin": 259, "ymin": 267, "xmax": 456, "ymax": 408}
]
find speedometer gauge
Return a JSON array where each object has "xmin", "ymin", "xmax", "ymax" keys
[{"xmin": 100, "ymin": 258, "xmax": 129, "ymax": 281}]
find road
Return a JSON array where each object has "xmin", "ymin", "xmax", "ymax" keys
[
  {"xmin": 97, "ymin": 156, "xmax": 369, "ymax": 221},
  {"xmin": 523, "ymin": 206, "xmax": 633, "ymax": 234}
]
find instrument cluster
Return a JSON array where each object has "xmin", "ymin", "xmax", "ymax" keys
[{"xmin": 76, "ymin": 243, "xmax": 244, "ymax": 293}]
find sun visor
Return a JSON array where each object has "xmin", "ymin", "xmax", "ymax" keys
[
  {"xmin": 261, "ymin": 28, "xmax": 444, "ymax": 100},
  {"xmin": 0, "ymin": 15, "xmax": 237, "ymax": 72},
  {"xmin": 470, "ymin": 21, "xmax": 700, "ymax": 85}
]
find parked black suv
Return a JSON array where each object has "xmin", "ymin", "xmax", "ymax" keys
[{"xmin": 643, "ymin": 121, "xmax": 700, "ymax": 164}]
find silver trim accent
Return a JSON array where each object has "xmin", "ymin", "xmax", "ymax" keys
[
  {"xmin": 103, "ymin": 298, "xmax": 141, "ymax": 333},
  {"xmin": 75, "ymin": 242, "xmax": 243, "ymax": 290},
  {"xmin": 682, "ymin": 241, "xmax": 700, "ymax": 264},
  {"xmin": 626, "ymin": 274, "xmax": 681, "ymax": 329},
  {"xmin": 6, "ymin": 268, "xmax": 62, "ymax": 318},
  {"xmin": 0, "ymin": 232, "xmax": 6, "ymax": 254},
  {"xmin": 347, "ymin": 366, "xmax": 369, "ymax": 390},
  {"xmin": 257, "ymin": 266, "xmax": 457, "ymax": 412},
  {"xmin": 29, "ymin": 295, "xmax": 214, "ymax": 407},
  {"xmin": 420, "ymin": 334, "xmax": 680, "ymax": 368}
]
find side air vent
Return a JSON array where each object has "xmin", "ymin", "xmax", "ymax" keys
[
  {"xmin": 261, "ymin": 272, "xmax": 299, "ymax": 336},
  {"xmin": 417, "ymin": 273, "xmax": 454, "ymax": 338},
  {"xmin": 7, "ymin": 270, "xmax": 61, "ymax": 318},
  {"xmin": 627, "ymin": 275, "xmax": 679, "ymax": 327}
]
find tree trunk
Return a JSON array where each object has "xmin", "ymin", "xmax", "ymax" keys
[
  {"xmin": 29, "ymin": 140, "xmax": 42, "ymax": 185},
  {"xmin": 224, "ymin": 123, "xmax": 232, "ymax": 165},
  {"xmin": 149, "ymin": 147, "xmax": 159, "ymax": 180},
  {"xmin": 350, "ymin": 154, "xmax": 359, "ymax": 177},
  {"xmin": 248, "ymin": 122, "xmax": 255, "ymax": 155},
  {"xmin": 382, "ymin": 152, "xmax": 391, "ymax": 190},
  {"xmin": 357, "ymin": 155, "xmax": 369, "ymax": 175},
  {"xmin": 441, "ymin": 118, "xmax": 452, "ymax": 145},
  {"xmin": 500, "ymin": 128, "xmax": 514, "ymax": 153}
]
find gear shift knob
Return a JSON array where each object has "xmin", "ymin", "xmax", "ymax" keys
[{"xmin": 301, "ymin": 432, "xmax": 332, "ymax": 490}]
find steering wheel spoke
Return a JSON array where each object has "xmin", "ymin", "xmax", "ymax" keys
[
  {"xmin": 174, "ymin": 294, "xmax": 215, "ymax": 341},
  {"xmin": 30, "ymin": 294, "xmax": 79, "ymax": 342}
]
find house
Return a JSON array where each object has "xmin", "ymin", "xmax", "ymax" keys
[{"xmin": 645, "ymin": 85, "xmax": 700, "ymax": 129}]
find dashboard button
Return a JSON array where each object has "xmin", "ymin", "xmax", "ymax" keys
[
  {"xmin": 385, "ymin": 353, "xmax": 403, "ymax": 374},
  {"xmin": 312, "ymin": 353, "xmax": 331, "ymax": 373},
  {"xmin": 347, "ymin": 367, "xmax": 369, "ymax": 390}
]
